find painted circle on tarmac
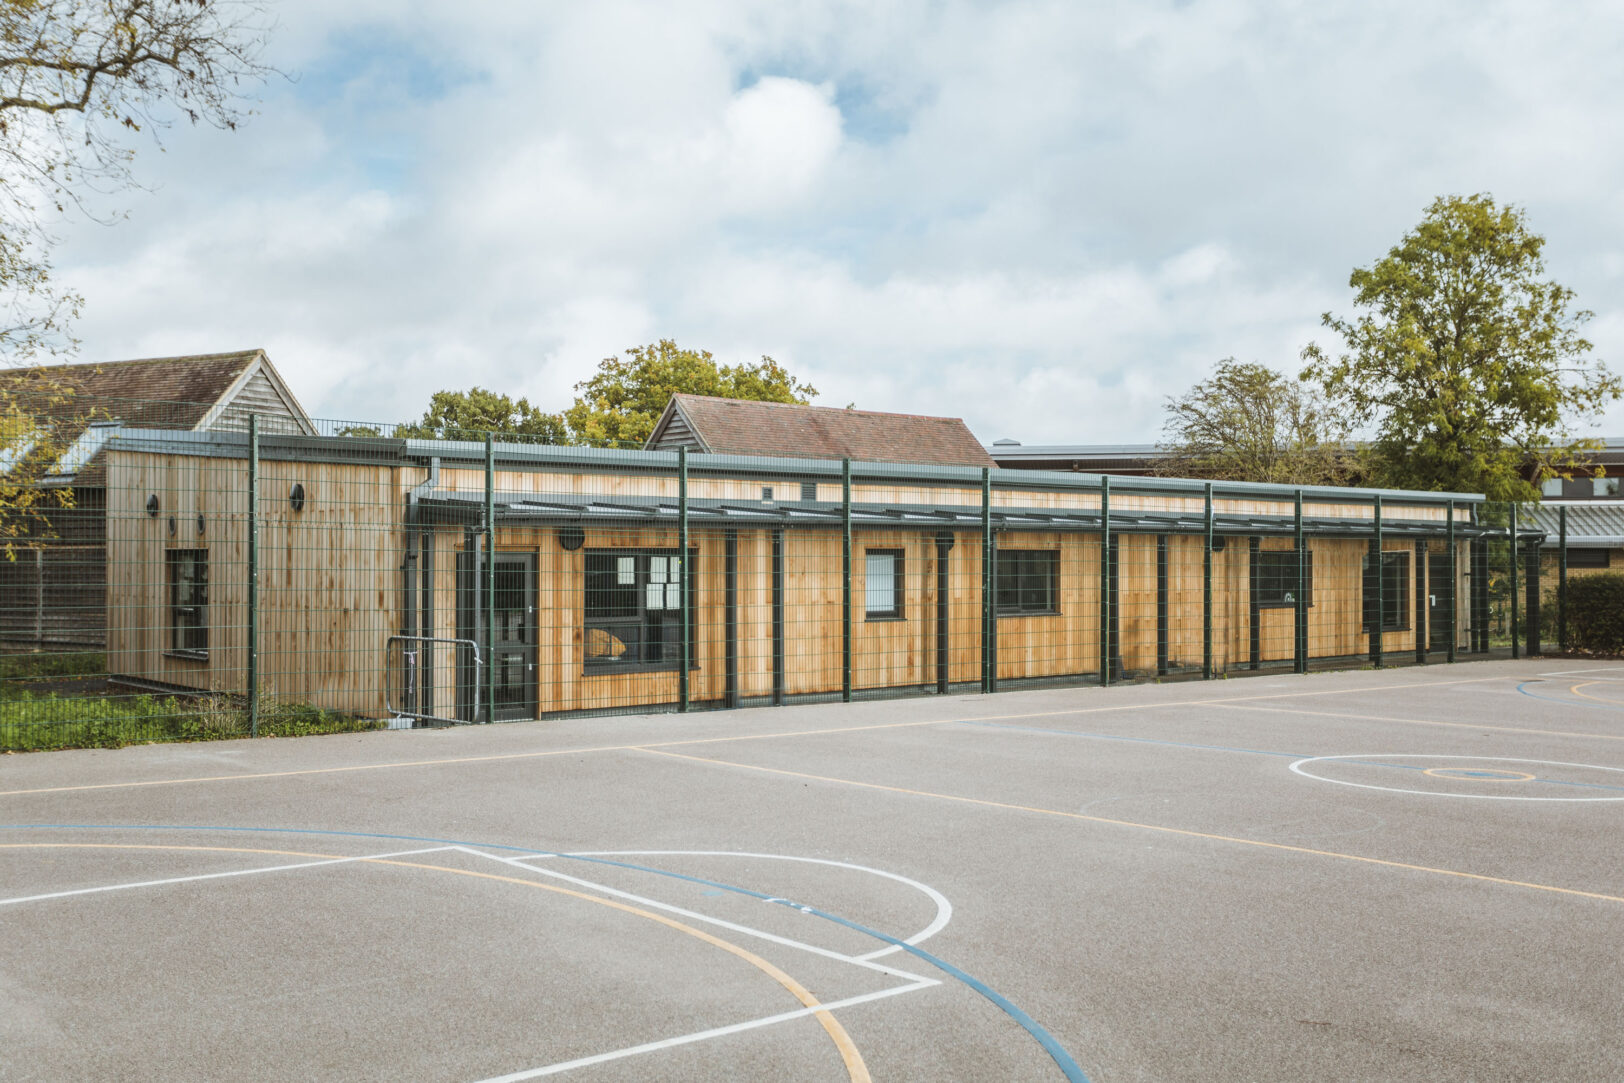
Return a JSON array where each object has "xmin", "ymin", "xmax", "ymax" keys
[{"xmin": 1288, "ymin": 754, "xmax": 1624, "ymax": 801}]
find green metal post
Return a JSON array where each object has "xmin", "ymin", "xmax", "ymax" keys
[
  {"xmin": 1202, "ymin": 482, "xmax": 1213, "ymax": 680},
  {"xmin": 1558, "ymin": 505, "xmax": 1568, "ymax": 653},
  {"xmin": 247, "ymin": 413, "xmax": 260, "ymax": 738},
  {"xmin": 1371, "ymin": 494, "xmax": 1383, "ymax": 668},
  {"xmin": 1100, "ymin": 475, "xmax": 1111, "ymax": 686},
  {"xmin": 1294, "ymin": 490, "xmax": 1307, "ymax": 674},
  {"xmin": 1446, "ymin": 500, "xmax": 1457, "ymax": 663},
  {"xmin": 1509, "ymin": 503, "xmax": 1520, "ymax": 659},
  {"xmin": 484, "ymin": 434, "xmax": 496, "ymax": 722},
  {"xmin": 679, "ymin": 446, "xmax": 690, "ymax": 713},
  {"xmin": 981, "ymin": 467, "xmax": 992, "ymax": 694},
  {"xmin": 842, "ymin": 457, "xmax": 852, "ymax": 703}
]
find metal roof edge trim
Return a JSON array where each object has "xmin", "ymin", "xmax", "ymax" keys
[{"xmin": 109, "ymin": 428, "xmax": 1484, "ymax": 505}]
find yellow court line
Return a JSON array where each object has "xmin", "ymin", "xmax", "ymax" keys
[
  {"xmin": 637, "ymin": 748, "xmax": 1624, "ymax": 907},
  {"xmin": 4, "ymin": 842, "xmax": 870, "ymax": 1083},
  {"xmin": 1204, "ymin": 700, "xmax": 1624, "ymax": 742},
  {"xmin": 1570, "ymin": 681, "xmax": 1624, "ymax": 707},
  {"xmin": 0, "ymin": 671, "xmax": 1516, "ymax": 801}
]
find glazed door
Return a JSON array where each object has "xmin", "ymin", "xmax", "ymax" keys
[{"xmin": 457, "ymin": 551, "xmax": 538, "ymax": 722}]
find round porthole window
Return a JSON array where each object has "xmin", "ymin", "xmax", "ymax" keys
[
  {"xmin": 146, "ymin": 494, "xmax": 160, "ymax": 517},
  {"xmin": 290, "ymin": 483, "xmax": 306, "ymax": 512},
  {"xmin": 197, "ymin": 514, "xmax": 206, "ymax": 536},
  {"xmin": 168, "ymin": 515, "xmax": 177, "ymax": 537},
  {"xmin": 558, "ymin": 525, "xmax": 585, "ymax": 551}
]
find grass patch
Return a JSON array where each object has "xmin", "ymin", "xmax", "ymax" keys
[
  {"xmin": 0, "ymin": 651, "xmax": 106, "ymax": 681},
  {"xmin": 1, "ymin": 689, "xmax": 382, "ymax": 752}
]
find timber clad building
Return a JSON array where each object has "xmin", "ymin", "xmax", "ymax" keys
[
  {"xmin": 0, "ymin": 351, "xmax": 313, "ymax": 648},
  {"xmin": 102, "ymin": 428, "xmax": 1514, "ymax": 723}
]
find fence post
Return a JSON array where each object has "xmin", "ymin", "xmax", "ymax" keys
[
  {"xmin": 247, "ymin": 413, "xmax": 260, "ymax": 738},
  {"xmin": 1558, "ymin": 505, "xmax": 1568, "ymax": 653},
  {"xmin": 1294, "ymin": 489, "xmax": 1306, "ymax": 674},
  {"xmin": 841, "ymin": 457, "xmax": 852, "ymax": 704},
  {"xmin": 981, "ymin": 466, "xmax": 992, "ymax": 694},
  {"xmin": 1202, "ymin": 482, "xmax": 1213, "ymax": 680},
  {"xmin": 1100, "ymin": 474, "xmax": 1111, "ymax": 687},
  {"xmin": 1525, "ymin": 536, "xmax": 1541, "ymax": 657},
  {"xmin": 1415, "ymin": 537, "xmax": 1427, "ymax": 665},
  {"xmin": 484, "ymin": 434, "xmax": 496, "ymax": 721},
  {"xmin": 1509, "ymin": 503, "xmax": 1520, "ymax": 659},
  {"xmin": 1371, "ymin": 494, "xmax": 1383, "ymax": 669},
  {"xmin": 679, "ymin": 446, "xmax": 690, "ymax": 713},
  {"xmin": 1446, "ymin": 500, "xmax": 1457, "ymax": 663}
]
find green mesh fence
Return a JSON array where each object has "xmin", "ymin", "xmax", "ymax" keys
[{"xmin": 0, "ymin": 390, "xmax": 1551, "ymax": 751}]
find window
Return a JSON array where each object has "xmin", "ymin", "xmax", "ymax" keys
[
  {"xmin": 995, "ymin": 549, "xmax": 1058, "ymax": 615},
  {"xmin": 1540, "ymin": 477, "xmax": 1564, "ymax": 498},
  {"xmin": 167, "ymin": 549, "xmax": 208, "ymax": 658},
  {"xmin": 1361, "ymin": 551, "xmax": 1410, "ymax": 632},
  {"xmin": 583, "ymin": 549, "xmax": 696, "ymax": 670},
  {"xmin": 1255, "ymin": 549, "xmax": 1313, "ymax": 608},
  {"xmin": 864, "ymin": 550, "xmax": 904, "ymax": 619},
  {"xmin": 1565, "ymin": 548, "xmax": 1610, "ymax": 569},
  {"xmin": 1594, "ymin": 476, "xmax": 1621, "ymax": 498}
]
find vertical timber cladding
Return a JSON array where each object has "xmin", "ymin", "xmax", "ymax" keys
[{"xmin": 105, "ymin": 448, "xmax": 404, "ymax": 715}]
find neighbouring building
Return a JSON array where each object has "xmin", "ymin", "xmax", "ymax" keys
[{"xmin": 0, "ymin": 350, "xmax": 313, "ymax": 648}]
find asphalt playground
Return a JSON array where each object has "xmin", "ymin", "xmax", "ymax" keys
[{"xmin": 4, "ymin": 658, "xmax": 1624, "ymax": 1081}]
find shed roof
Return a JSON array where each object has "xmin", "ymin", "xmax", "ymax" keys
[
  {"xmin": 1525, "ymin": 501, "xmax": 1624, "ymax": 548},
  {"xmin": 646, "ymin": 394, "xmax": 997, "ymax": 468}
]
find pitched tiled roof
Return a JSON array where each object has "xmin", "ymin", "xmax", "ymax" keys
[
  {"xmin": 0, "ymin": 350, "xmax": 264, "ymax": 430},
  {"xmin": 0, "ymin": 349, "xmax": 308, "ymax": 485},
  {"xmin": 649, "ymin": 395, "xmax": 996, "ymax": 468}
]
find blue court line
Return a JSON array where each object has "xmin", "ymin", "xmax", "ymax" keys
[
  {"xmin": 0, "ymin": 822, "xmax": 1090, "ymax": 1083},
  {"xmin": 955, "ymin": 720, "xmax": 1624, "ymax": 795},
  {"xmin": 1518, "ymin": 681, "xmax": 1624, "ymax": 713}
]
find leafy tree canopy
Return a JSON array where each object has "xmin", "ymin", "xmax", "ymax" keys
[
  {"xmin": 1156, "ymin": 359, "xmax": 1353, "ymax": 485},
  {"xmin": 396, "ymin": 388, "xmax": 567, "ymax": 444},
  {"xmin": 564, "ymin": 339, "xmax": 817, "ymax": 447},
  {"xmin": 0, "ymin": 0, "xmax": 272, "ymax": 362},
  {"xmin": 1301, "ymin": 194, "xmax": 1620, "ymax": 502}
]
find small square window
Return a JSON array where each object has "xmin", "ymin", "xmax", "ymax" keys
[
  {"xmin": 864, "ymin": 549, "xmax": 904, "ymax": 619},
  {"xmin": 1540, "ymin": 477, "xmax": 1564, "ymax": 498},
  {"xmin": 995, "ymin": 550, "xmax": 1059, "ymax": 616},
  {"xmin": 1255, "ymin": 549, "xmax": 1313, "ymax": 608},
  {"xmin": 1594, "ymin": 476, "xmax": 1620, "ymax": 498}
]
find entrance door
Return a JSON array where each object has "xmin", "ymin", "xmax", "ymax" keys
[
  {"xmin": 457, "ymin": 550, "xmax": 538, "ymax": 722},
  {"xmin": 1428, "ymin": 551, "xmax": 1452, "ymax": 652}
]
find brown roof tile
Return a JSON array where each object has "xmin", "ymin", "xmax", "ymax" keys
[{"xmin": 657, "ymin": 395, "xmax": 996, "ymax": 468}]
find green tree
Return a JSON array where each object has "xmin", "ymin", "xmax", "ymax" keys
[
  {"xmin": 1156, "ymin": 359, "xmax": 1353, "ymax": 484},
  {"xmin": 1301, "ymin": 194, "xmax": 1621, "ymax": 501},
  {"xmin": 0, "ymin": 0, "xmax": 272, "ymax": 361},
  {"xmin": 564, "ymin": 339, "xmax": 817, "ymax": 447},
  {"xmin": 397, "ymin": 388, "xmax": 567, "ymax": 443}
]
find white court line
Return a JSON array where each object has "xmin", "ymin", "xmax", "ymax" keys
[
  {"xmin": 0, "ymin": 846, "xmax": 459, "ymax": 908},
  {"xmin": 1289, "ymin": 755, "xmax": 1624, "ymax": 802},
  {"xmin": 475, "ymin": 981, "xmax": 934, "ymax": 1082},
  {"xmin": 562, "ymin": 849, "xmax": 952, "ymax": 962},
  {"xmin": 460, "ymin": 848, "xmax": 937, "ymax": 986}
]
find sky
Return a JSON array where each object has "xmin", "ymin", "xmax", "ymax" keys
[{"xmin": 47, "ymin": 0, "xmax": 1624, "ymax": 444}]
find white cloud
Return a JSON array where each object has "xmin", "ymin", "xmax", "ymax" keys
[{"xmin": 42, "ymin": 0, "xmax": 1624, "ymax": 443}]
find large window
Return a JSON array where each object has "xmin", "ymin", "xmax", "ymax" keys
[
  {"xmin": 167, "ymin": 549, "xmax": 208, "ymax": 658},
  {"xmin": 995, "ymin": 549, "xmax": 1058, "ymax": 616},
  {"xmin": 1565, "ymin": 548, "xmax": 1610, "ymax": 569},
  {"xmin": 864, "ymin": 549, "xmax": 904, "ymax": 620},
  {"xmin": 1255, "ymin": 549, "xmax": 1313, "ymax": 608},
  {"xmin": 1362, "ymin": 551, "xmax": 1410, "ymax": 632},
  {"xmin": 583, "ymin": 549, "xmax": 696, "ymax": 671}
]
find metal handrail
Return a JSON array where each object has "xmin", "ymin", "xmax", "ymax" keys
[{"xmin": 385, "ymin": 635, "xmax": 481, "ymax": 725}]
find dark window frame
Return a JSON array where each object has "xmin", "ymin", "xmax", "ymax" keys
[
  {"xmin": 583, "ymin": 547, "xmax": 698, "ymax": 674},
  {"xmin": 166, "ymin": 548, "xmax": 208, "ymax": 660},
  {"xmin": 1362, "ymin": 550, "xmax": 1411, "ymax": 633},
  {"xmin": 1254, "ymin": 549, "xmax": 1314, "ymax": 609},
  {"xmin": 1564, "ymin": 548, "xmax": 1611, "ymax": 569},
  {"xmin": 863, "ymin": 548, "xmax": 905, "ymax": 621},
  {"xmin": 995, "ymin": 549, "xmax": 1060, "ymax": 617}
]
